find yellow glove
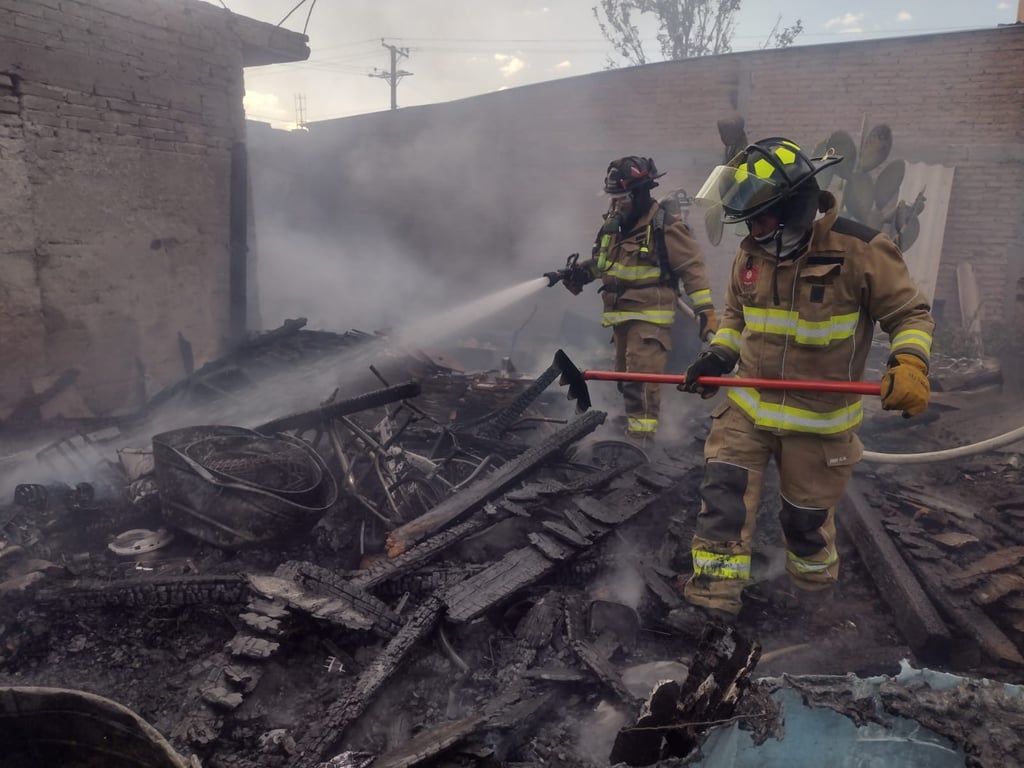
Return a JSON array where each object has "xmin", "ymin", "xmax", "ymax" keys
[
  {"xmin": 697, "ymin": 307, "xmax": 718, "ymax": 342},
  {"xmin": 880, "ymin": 353, "xmax": 930, "ymax": 417}
]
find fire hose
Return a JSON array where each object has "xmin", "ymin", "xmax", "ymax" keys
[{"xmin": 862, "ymin": 424, "xmax": 1024, "ymax": 464}]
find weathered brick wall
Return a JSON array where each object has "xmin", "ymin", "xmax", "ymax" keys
[
  {"xmin": 0, "ymin": 0, "xmax": 251, "ymax": 418},
  {"xmin": 250, "ymin": 25, "xmax": 1024, "ymax": 364}
]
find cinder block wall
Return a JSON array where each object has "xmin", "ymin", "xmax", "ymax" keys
[
  {"xmin": 0, "ymin": 0, "xmax": 248, "ymax": 418},
  {"xmin": 250, "ymin": 25, "xmax": 1024, "ymax": 363}
]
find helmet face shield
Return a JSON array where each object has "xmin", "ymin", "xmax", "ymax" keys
[
  {"xmin": 694, "ymin": 164, "xmax": 782, "ymax": 220},
  {"xmin": 695, "ymin": 137, "xmax": 842, "ymax": 224}
]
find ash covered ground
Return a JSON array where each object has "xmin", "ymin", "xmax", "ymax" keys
[{"xmin": 1, "ymin": 328, "xmax": 1023, "ymax": 767}]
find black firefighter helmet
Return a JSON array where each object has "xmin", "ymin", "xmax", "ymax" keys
[
  {"xmin": 695, "ymin": 137, "xmax": 842, "ymax": 225},
  {"xmin": 603, "ymin": 156, "xmax": 666, "ymax": 197}
]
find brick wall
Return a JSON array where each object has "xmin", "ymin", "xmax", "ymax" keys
[
  {"xmin": 249, "ymin": 25, "xmax": 1024, "ymax": 364},
  {"xmin": 0, "ymin": 0, "xmax": 306, "ymax": 419}
]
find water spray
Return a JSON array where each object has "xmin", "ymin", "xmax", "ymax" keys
[{"xmin": 390, "ymin": 277, "xmax": 549, "ymax": 349}]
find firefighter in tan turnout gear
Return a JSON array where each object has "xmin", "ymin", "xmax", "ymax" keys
[
  {"xmin": 672, "ymin": 137, "xmax": 934, "ymax": 628},
  {"xmin": 562, "ymin": 156, "xmax": 717, "ymax": 447}
]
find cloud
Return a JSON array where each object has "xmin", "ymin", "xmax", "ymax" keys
[
  {"xmin": 824, "ymin": 12, "xmax": 865, "ymax": 32},
  {"xmin": 997, "ymin": 1, "xmax": 1011, "ymax": 8},
  {"xmin": 896, "ymin": 11, "xmax": 912, "ymax": 22},
  {"xmin": 494, "ymin": 53, "xmax": 526, "ymax": 77},
  {"xmin": 554, "ymin": 60, "xmax": 572, "ymax": 70},
  {"xmin": 243, "ymin": 90, "xmax": 293, "ymax": 126}
]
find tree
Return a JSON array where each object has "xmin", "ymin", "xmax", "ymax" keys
[
  {"xmin": 761, "ymin": 14, "xmax": 804, "ymax": 49},
  {"xmin": 593, "ymin": 0, "xmax": 802, "ymax": 67}
]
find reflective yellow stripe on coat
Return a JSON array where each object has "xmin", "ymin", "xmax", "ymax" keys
[
  {"xmin": 728, "ymin": 387, "xmax": 863, "ymax": 434},
  {"xmin": 743, "ymin": 306, "xmax": 860, "ymax": 346},
  {"xmin": 603, "ymin": 264, "xmax": 663, "ymax": 281},
  {"xmin": 890, "ymin": 329, "xmax": 933, "ymax": 358}
]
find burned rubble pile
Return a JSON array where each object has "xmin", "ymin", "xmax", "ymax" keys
[
  {"xmin": 0, "ymin": 321, "xmax": 772, "ymax": 768},
  {"xmin": 2, "ymin": 321, "xmax": 1024, "ymax": 767}
]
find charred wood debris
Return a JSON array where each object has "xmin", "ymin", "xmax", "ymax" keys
[{"xmin": 0, "ymin": 319, "xmax": 1023, "ymax": 767}]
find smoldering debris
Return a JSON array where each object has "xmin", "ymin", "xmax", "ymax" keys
[{"xmin": 2, "ymin": 320, "xmax": 1024, "ymax": 768}]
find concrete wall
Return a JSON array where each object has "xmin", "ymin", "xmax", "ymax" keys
[
  {"xmin": 249, "ymin": 25, "xmax": 1024, "ymax": 370},
  {"xmin": 0, "ymin": 0, "xmax": 306, "ymax": 420}
]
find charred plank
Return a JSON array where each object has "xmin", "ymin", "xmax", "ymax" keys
[
  {"xmin": 474, "ymin": 363, "xmax": 561, "ymax": 440},
  {"xmin": 528, "ymin": 532, "xmax": 576, "ymax": 561},
  {"xmin": 386, "ymin": 410, "xmax": 606, "ymax": 555},
  {"xmin": 32, "ymin": 574, "xmax": 249, "ymax": 611},
  {"xmin": 442, "ymin": 547, "xmax": 556, "ymax": 623},
  {"xmin": 255, "ymin": 380, "xmax": 422, "ymax": 434},
  {"xmin": 564, "ymin": 593, "xmax": 639, "ymax": 708},
  {"xmin": 840, "ymin": 480, "xmax": 953, "ymax": 665},
  {"xmin": 295, "ymin": 597, "xmax": 445, "ymax": 766},
  {"xmin": 352, "ymin": 517, "xmax": 493, "ymax": 591}
]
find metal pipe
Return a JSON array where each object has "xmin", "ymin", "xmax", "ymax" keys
[{"xmin": 582, "ymin": 369, "xmax": 882, "ymax": 395}]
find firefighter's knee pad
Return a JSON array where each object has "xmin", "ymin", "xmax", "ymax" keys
[
  {"xmin": 696, "ymin": 460, "xmax": 748, "ymax": 541},
  {"xmin": 779, "ymin": 497, "xmax": 828, "ymax": 557}
]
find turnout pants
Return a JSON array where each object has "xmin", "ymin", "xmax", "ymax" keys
[
  {"xmin": 684, "ymin": 403, "xmax": 863, "ymax": 615},
  {"xmin": 612, "ymin": 321, "xmax": 671, "ymax": 444}
]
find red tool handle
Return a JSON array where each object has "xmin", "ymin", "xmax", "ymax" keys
[{"xmin": 582, "ymin": 370, "xmax": 881, "ymax": 396}]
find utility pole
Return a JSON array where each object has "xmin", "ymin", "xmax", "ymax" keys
[
  {"xmin": 294, "ymin": 93, "xmax": 307, "ymax": 129},
  {"xmin": 368, "ymin": 39, "xmax": 412, "ymax": 111}
]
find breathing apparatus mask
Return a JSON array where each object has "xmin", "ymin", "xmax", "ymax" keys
[{"xmin": 749, "ymin": 177, "xmax": 821, "ymax": 259}]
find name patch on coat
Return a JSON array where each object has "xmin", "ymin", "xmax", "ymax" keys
[{"xmin": 741, "ymin": 263, "xmax": 759, "ymax": 287}]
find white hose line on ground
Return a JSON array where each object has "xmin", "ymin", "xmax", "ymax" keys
[{"xmin": 862, "ymin": 424, "xmax": 1024, "ymax": 464}]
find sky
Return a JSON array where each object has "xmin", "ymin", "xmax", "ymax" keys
[{"xmin": 202, "ymin": 0, "xmax": 1021, "ymax": 129}]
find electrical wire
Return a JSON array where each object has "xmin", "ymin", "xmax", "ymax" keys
[{"xmin": 277, "ymin": 0, "xmax": 309, "ymax": 27}]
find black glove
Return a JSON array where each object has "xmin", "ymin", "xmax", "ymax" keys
[
  {"xmin": 562, "ymin": 264, "xmax": 594, "ymax": 295},
  {"xmin": 679, "ymin": 350, "xmax": 732, "ymax": 398}
]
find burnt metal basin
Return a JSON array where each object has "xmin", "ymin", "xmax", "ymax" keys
[
  {"xmin": 0, "ymin": 686, "xmax": 193, "ymax": 768},
  {"xmin": 152, "ymin": 425, "xmax": 337, "ymax": 549}
]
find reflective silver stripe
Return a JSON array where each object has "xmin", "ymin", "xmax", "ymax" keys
[
  {"xmin": 688, "ymin": 288, "xmax": 713, "ymax": 308},
  {"xmin": 728, "ymin": 387, "xmax": 863, "ymax": 434},
  {"xmin": 743, "ymin": 306, "xmax": 859, "ymax": 346},
  {"xmin": 891, "ymin": 329, "xmax": 932, "ymax": 357},
  {"xmin": 692, "ymin": 549, "xmax": 751, "ymax": 580},
  {"xmin": 601, "ymin": 309, "xmax": 675, "ymax": 327},
  {"xmin": 786, "ymin": 548, "xmax": 837, "ymax": 574}
]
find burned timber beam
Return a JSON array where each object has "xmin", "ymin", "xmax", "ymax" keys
[
  {"xmin": 255, "ymin": 380, "xmax": 422, "ymax": 434},
  {"xmin": 32, "ymin": 574, "xmax": 249, "ymax": 611},
  {"xmin": 474, "ymin": 361, "xmax": 561, "ymax": 439},
  {"xmin": 841, "ymin": 478, "xmax": 954, "ymax": 665},
  {"xmin": 386, "ymin": 410, "xmax": 607, "ymax": 556},
  {"xmin": 295, "ymin": 597, "xmax": 445, "ymax": 767}
]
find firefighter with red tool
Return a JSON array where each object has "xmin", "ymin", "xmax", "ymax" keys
[{"xmin": 672, "ymin": 137, "xmax": 934, "ymax": 628}]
